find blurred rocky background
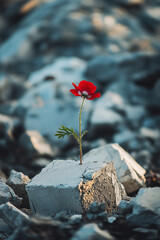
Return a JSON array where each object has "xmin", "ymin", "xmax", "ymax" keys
[
  {"xmin": 0, "ymin": 0, "xmax": 160, "ymax": 239},
  {"xmin": 0, "ymin": 0, "xmax": 160, "ymax": 178}
]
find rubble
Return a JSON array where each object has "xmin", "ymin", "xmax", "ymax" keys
[
  {"xmin": 0, "ymin": 0, "xmax": 159, "ymax": 239},
  {"xmin": 0, "ymin": 202, "xmax": 29, "ymax": 229},
  {"xmin": 0, "ymin": 179, "xmax": 22, "ymax": 207},
  {"xmin": 127, "ymin": 187, "xmax": 160, "ymax": 228}
]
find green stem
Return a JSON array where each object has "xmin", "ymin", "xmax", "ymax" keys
[{"xmin": 79, "ymin": 97, "xmax": 85, "ymax": 165}]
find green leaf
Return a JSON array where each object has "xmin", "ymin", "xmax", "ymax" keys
[
  {"xmin": 81, "ymin": 130, "xmax": 88, "ymax": 139},
  {"xmin": 55, "ymin": 126, "xmax": 79, "ymax": 142}
]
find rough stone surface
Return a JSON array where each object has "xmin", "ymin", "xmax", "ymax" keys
[
  {"xmin": 131, "ymin": 187, "xmax": 160, "ymax": 215},
  {"xmin": 0, "ymin": 219, "xmax": 11, "ymax": 238},
  {"xmin": 117, "ymin": 200, "xmax": 133, "ymax": 215},
  {"xmin": 83, "ymin": 144, "xmax": 146, "ymax": 194},
  {"xmin": 0, "ymin": 179, "xmax": 22, "ymax": 207},
  {"xmin": 127, "ymin": 187, "xmax": 160, "ymax": 228},
  {"xmin": 0, "ymin": 202, "xmax": 29, "ymax": 229},
  {"xmin": 26, "ymin": 160, "xmax": 126, "ymax": 216},
  {"xmin": 71, "ymin": 223, "xmax": 114, "ymax": 240},
  {"xmin": 7, "ymin": 170, "xmax": 30, "ymax": 198}
]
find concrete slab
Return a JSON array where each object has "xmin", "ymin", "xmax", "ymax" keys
[{"xmin": 26, "ymin": 160, "xmax": 125, "ymax": 216}]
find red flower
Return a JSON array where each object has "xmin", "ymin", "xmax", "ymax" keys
[{"xmin": 70, "ymin": 80, "xmax": 101, "ymax": 100}]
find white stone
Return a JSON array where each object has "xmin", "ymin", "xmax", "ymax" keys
[
  {"xmin": 26, "ymin": 160, "xmax": 125, "ymax": 216},
  {"xmin": 83, "ymin": 144, "xmax": 146, "ymax": 194},
  {"xmin": 71, "ymin": 223, "xmax": 114, "ymax": 240},
  {"xmin": 108, "ymin": 216, "xmax": 116, "ymax": 223},
  {"xmin": 70, "ymin": 214, "xmax": 82, "ymax": 220}
]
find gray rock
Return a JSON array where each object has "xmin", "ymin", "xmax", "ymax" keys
[
  {"xmin": 26, "ymin": 160, "xmax": 125, "ymax": 216},
  {"xmin": 0, "ymin": 74, "xmax": 26, "ymax": 101},
  {"xmin": 71, "ymin": 223, "xmax": 114, "ymax": 240},
  {"xmin": 0, "ymin": 219, "xmax": 11, "ymax": 239},
  {"xmin": 0, "ymin": 202, "xmax": 29, "ymax": 229},
  {"xmin": 132, "ymin": 187, "xmax": 160, "ymax": 215},
  {"xmin": 31, "ymin": 158, "xmax": 52, "ymax": 168},
  {"xmin": 88, "ymin": 91, "xmax": 126, "ymax": 138},
  {"xmin": 7, "ymin": 170, "xmax": 30, "ymax": 199},
  {"xmin": 90, "ymin": 108, "xmax": 123, "ymax": 137},
  {"xmin": 83, "ymin": 144, "xmax": 146, "ymax": 194},
  {"xmin": 0, "ymin": 168, "xmax": 6, "ymax": 181},
  {"xmin": 0, "ymin": 27, "xmax": 32, "ymax": 64},
  {"xmin": 14, "ymin": 80, "xmax": 57, "ymax": 110},
  {"xmin": 133, "ymin": 228, "xmax": 159, "ymax": 240},
  {"xmin": 124, "ymin": 105, "xmax": 146, "ymax": 129},
  {"xmin": 28, "ymin": 57, "xmax": 86, "ymax": 87},
  {"xmin": 140, "ymin": 127, "xmax": 160, "ymax": 140},
  {"xmin": 88, "ymin": 202, "xmax": 106, "ymax": 214},
  {"xmin": 113, "ymin": 129, "xmax": 136, "ymax": 145},
  {"xmin": 6, "ymin": 217, "xmax": 61, "ymax": 240},
  {"xmin": 117, "ymin": 200, "xmax": 133, "ymax": 215},
  {"xmin": 108, "ymin": 216, "xmax": 116, "ymax": 223},
  {"xmin": 0, "ymin": 179, "xmax": 22, "ymax": 207},
  {"xmin": 135, "ymin": 150, "xmax": 152, "ymax": 170},
  {"xmin": 19, "ymin": 130, "xmax": 55, "ymax": 157},
  {"xmin": 85, "ymin": 52, "xmax": 160, "ymax": 86},
  {"xmin": 141, "ymin": 7, "xmax": 160, "ymax": 32},
  {"xmin": 0, "ymin": 17, "xmax": 51, "ymax": 64},
  {"xmin": 127, "ymin": 187, "xmax": 160, "ymax": 227},
  {"xmin": 0, "ymin": 114, "xmax": 22, "ymax": 141}
]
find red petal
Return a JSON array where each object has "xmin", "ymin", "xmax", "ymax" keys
[
  {"xmin": 86, "ymin": 92, "xmax": 101, "ymax": 100},
  {"xmin": 72, "ymin": 82, "xmax": 79, "ymax": 91},
  {"xmin": 78, "ymin": 80, "xmax": 97, "ymax": 94},
  {"xmin": 70, "ymin": 89, "xmax": 81, "ymax": 96}
]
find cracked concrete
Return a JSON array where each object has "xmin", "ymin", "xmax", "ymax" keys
[{"xmin": 26, "ymin": 160, "xmax": 126, "ymax": 216}]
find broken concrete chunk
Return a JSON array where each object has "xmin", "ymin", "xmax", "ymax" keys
[
  {"xmin": 0, "ymin": 179, "xmax": 22, "ymax": 207},
  {"xmin": 83, "ymin": 144, "xmax": 146, "ymax": 194},
  {"xmin": 7, "ymin": 170, "xmax": 30, "ymax": 198},
  {"xmin": 71, "ymin": 223, "xmax": 114, "ymax": 240},
  {"xmin": 0, "ymin": 202, "xmax": 29, "ymax": 229},
  {"xmin": 26, "ymin": 160, "xmax": 126, "ymax": 216}
]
